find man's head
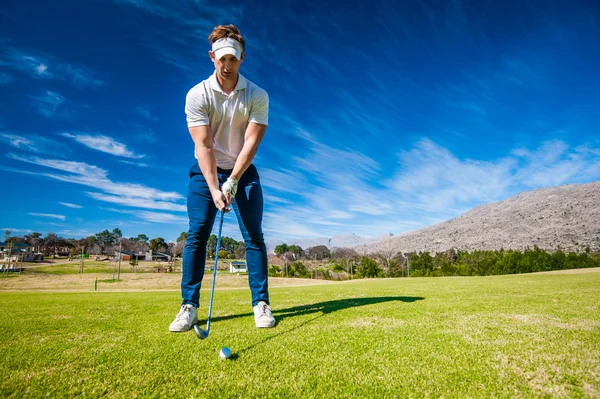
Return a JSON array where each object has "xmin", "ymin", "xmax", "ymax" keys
[{"xmin": 208, "ymin": 24, "xmax": 246, "ymax": 84}]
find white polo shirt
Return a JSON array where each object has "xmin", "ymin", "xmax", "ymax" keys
[{"xmin": 185, "ymin": 71, "xmax": 269, "ymax": 169}]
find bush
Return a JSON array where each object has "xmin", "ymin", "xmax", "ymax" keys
[
  {"xmin": 332, "ymin": 263, "xmax": 345, "ymax": 272},
  {"xmin": 268, "ymin": 265, "xmax": 281, "ymax": 277},
  {"xmin": 291, "ymin": 261, "xmax": 309, "ymax": 278}
]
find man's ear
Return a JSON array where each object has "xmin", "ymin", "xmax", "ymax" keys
[
  {"xmin": 240, "ymin": 52, "xmax": 246, "ymax": 62},
  {"xmin": 208, "ymin": 50, "xmax": 215, "ymax": 61}
]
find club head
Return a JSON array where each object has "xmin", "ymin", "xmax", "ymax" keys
[{"xmin": 193, "ymin": 324, "xmax": 209, "ymax": 339}]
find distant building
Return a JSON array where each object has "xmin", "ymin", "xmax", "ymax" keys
[
  {"xmin": 229, "ymin": 261, "xmax": 247, "ymax": 273},
  {"xmin": 0, "ymin": 242, "xmax": 43, "ymax": 262},
  {"xmin": 112, "ymin": 250, "xmax": 171, "ymax": 262}
]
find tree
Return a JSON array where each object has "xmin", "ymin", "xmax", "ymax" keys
[
  {"xmin": 357, "ymin": 256, "xmax": 383, "ymax": 278},
  {"xmin": 234, "ymin": 242, "xmax": 246, "ymax": 259},
  {"xmin": 4, "ymin": 230, "xmax": 13, "ymax": 265},
  {"xmin": 287, "ymin": 245, "xmax": 303, "ymax": 260},
  {"xmin": 274, "ymin": 243, "xmax": 288, "ymax": 256},
  {"xmin": 410, "ymin": 251, "xmax": 434, "ymax": 276},
  {"xmin": 331, "ymin": 247, "xmax": 359, "ymax": 278},
  {"xmin": 207, "ymin": 234, "xmax": 217, "ymax": 256},
  {"xmin": 220, "ymin": 237, "xmax": 238, "ymax": 256},
  {"xmin": 167, "ymin": 242, "xmax": 176, "ymax": 256},
  {"xmin": 94, "ymin": 230, "xmax": 114, "ymax": 255},
  {"xmin": 83, "ymin": 235, "xmax": 100, "ymax": 255},
  {"xmin": 43, "ymin": 233, "xmax": 60, "ymax": 257},
  {"xmin": 307, "ymin": 245, "xmax": 330, "ymax": 260},
  {"xmin": 24, "ymin": 232, "xmax": 42, "ymax": 251},
  {"xmin": 149, "ymin": 237, "xmax": 167, "ymax": 253},
  {"xmin": 175, "ymin": 232, "xmax": 188, "ymax": 257},
  {"xmin": 137, "ymin": 234, "xmax": 148, "ymax": 243},
  {"xmin": 129, "ymin": 235, "xmax": 149, "ymax": 255},
  {"xmin": 376, "ymin": 240, "xmax": 399, "ymax": 277},
  {"xmin": 119, "ymin": 237, "xmax": 135, "ymax": 253},
  {"xmin": 112, "ymin": 228, "xmax": 122, "ymax": 241}
]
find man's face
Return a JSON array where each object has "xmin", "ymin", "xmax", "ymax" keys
[{"xmin": 210, "ymin": 52, "xmax": 244, "ymax": 82}]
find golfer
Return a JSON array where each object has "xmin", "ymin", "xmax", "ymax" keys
[{"xmin": 170, "ymin": 24, "xmax": 275, "ymax": 332}]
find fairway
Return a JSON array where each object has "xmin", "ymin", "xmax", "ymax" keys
[{"xmin": 1, "ymin": 270, "xmax": 599, "ymax": 398}]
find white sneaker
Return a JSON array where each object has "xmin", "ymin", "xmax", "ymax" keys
[
  {"xmin": 169, "ymin": 304, "xmax": 198, "ymax": 332},
  {"xmin": 253, "ymin": 301, "xmax": 276, "ymax": 328}
]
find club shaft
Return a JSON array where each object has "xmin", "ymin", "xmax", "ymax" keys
[{"xmin": 205, "ymin": 210, "xmax": 224, "ymax": 333}]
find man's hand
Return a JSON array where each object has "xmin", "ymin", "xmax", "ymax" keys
[
  {"xmin": 210, "ymin": 188, "xmax": 231, "ymax": 212},
  {"xmin": 221, "ymin": 177, "xmax": 239, "ymax": 206}
]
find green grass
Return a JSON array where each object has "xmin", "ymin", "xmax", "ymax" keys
[{"xmin": 1, "ymin": 271, "xmax": 599, "ymax": 398}]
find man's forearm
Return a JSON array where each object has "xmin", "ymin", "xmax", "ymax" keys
[
  {"xmin": 230, "ymin": 140, "xmax": 260, "ymax": 181},
  {"xmin": 230, "ymin": 123, "xmax": 266, "ymax": 180},
  {"xmin": 196, "ymin": 146, "xmax": 220, "ymax": 192}
]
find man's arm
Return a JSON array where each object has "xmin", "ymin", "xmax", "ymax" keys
[
  {"xmin": 230, "ymin": 122, "xmax": 267, "ymax": 180},
  {"xmin": 221, "ymin": 122, "xmax": 267, "ymax": 205},
  {"xmin": 221, "ymin": 86, "xmax": 269, "ymax": 205},
  {"xmin": 189, "ymin": 125, "xmax": 229, "ymax": 211}
]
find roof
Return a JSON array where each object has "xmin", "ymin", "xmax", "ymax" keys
[
  {"xmin": 0, "ymin": 242, "xmax": 32, "ymax": 248},
  {"xmin": 152, "ymin": 252, "xmax": 170, "ymax": 257}
]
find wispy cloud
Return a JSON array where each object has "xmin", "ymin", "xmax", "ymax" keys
[
  {"xmin": 87, "ymin": 192, "xmax": 185, "ymax": 212},
  {"xmin": 0, "ymin": 44, "xmax": 103, "ymax": 89},
  {"xmin": 0, "ymin": 132, "xmax": 70, "ymax": 155},
  {"xmin": 119, "ymin": 159, "xmax": 148, "ymax": 167},
  {"xmin": 61, "ymin": 132, "xmax": 145, "ymax": 159},
  {"xmin": 28, "ymin": 91, "xmax": 69, "ymax": 118},
  {"xmin": 28, "ymin": 213, "xmax": 66, "ymax": 221},
  {"xmin": 1, "ymin": 228, "xmax": 33, "ymax": 234},
  {"xmin": 512, "ymin": 140, "xmax": 598, "ymax": 187},
  {"xmin": 1, "ymin": 133, "xmax": 34, "ymax": 150},
  {"xmin": 104, "ymin": 0, "xmax": 238, "ymax": 74},
  {"xmin": 56, "ymin": 229, "xmax": 92, "ymax": 237},
  {"xmin": 391, "ymin": 138, "xmax": 516, "ymax": 213},
  {"xmin": 106, "ymin": 208, "xmax": 187, "ymax": 223},
  {"xmin": 0, "ymin": 72, "xmax": 14, "ymax": 85},
  {"xmin": 6, "ymin": 154, "xmax": 185, "ymax": 212},
  {"xmin": 134, "ymin": 106, "xmax": 157, "ymax": 121},
  {"xmin": 59, "ymin": 202, "xmax": 83, "ymax": 209},
  {"xmin": 261, "ymin": 136, "xmax": 600, "ymax": 241}
]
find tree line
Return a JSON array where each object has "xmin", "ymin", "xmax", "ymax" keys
[
  {"xmin": 5, "ymin": 228, "xmax": 599, "ymax": 277},
  {"xmin": 2, "ymin": 229, "xmax": 245, "ymax": 260},
  {"xmin": 270, "ymin": 244, "xmax": 600, "ymax": 279}
]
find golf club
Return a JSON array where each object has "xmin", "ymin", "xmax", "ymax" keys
[{"xmin": 194, "ymin": 210, "xmax": 225, "ymax": 339}]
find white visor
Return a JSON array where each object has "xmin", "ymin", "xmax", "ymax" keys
[{"xmin": 212, "ymin": 37, "xmax": 243, "ymax": 60}]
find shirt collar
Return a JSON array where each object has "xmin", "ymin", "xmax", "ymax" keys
[{"xmin": 208, "ymin": 71, "xmax": 247, "ymax": 94}]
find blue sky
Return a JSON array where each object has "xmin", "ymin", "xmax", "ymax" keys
[{"xmin": 1, "ymin": 0, "xmax": 599, "ymax": 244}]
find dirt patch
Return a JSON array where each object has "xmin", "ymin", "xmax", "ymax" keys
[
  {"xmin": 530, "ymin": 267, "xmax": 600, "ymax": 275},
  {"xmin": 0, "ymin": 272, "xmax": 335, "ymax": 292}
]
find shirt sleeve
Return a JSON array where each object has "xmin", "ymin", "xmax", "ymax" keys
[
  {"xmin": 249, "ymin": 88, "xmax": 269, "ymax": 126},
  {"xmin": 185, "ymin": 87, "xmax": 210, "ymax": 127}
]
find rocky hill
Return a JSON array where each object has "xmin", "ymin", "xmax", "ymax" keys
[{"xmin": 362, "ymin": 181, "xmax": 600, "ymax": 255}]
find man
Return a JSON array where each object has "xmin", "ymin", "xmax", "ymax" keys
[{"xmin": 169, "ymin": 24, "xmax": 275, "ymax": 332}]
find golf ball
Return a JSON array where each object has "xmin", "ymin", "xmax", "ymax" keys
[{"xmin": 219, "ymin": 347, "xmax": 232, "ymax": 359}]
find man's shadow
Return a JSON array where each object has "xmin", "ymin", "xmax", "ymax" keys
[
  {"xmin": 211, "ymin": 296, "xmax": 425, "ymax": 324},
  {"xmin": 207, "ymin": 296, "xmax": 425, "ymax": 359}
]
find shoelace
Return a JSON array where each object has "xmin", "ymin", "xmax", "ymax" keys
[
  {"xmin": 177, "ymin": 305, "xmax": 193, "ymax": 320},
  {"xmin": 259, "ymin": 303, "xmax": 270, "ymax": 316}
]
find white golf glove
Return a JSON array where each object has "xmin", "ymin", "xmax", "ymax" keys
[{"xmin": 221, "ymin": 177, "xmax": 239, "ymax": 201}]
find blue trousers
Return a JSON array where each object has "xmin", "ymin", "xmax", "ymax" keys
[{"xmin": 181, "ymin": 163, "xmax": 269, "ymax": 308}]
